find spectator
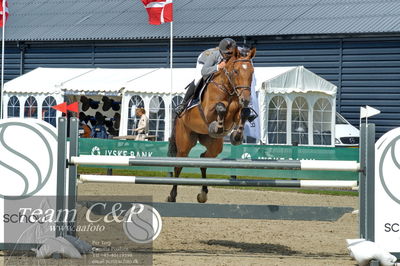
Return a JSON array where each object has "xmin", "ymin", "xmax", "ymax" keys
[{"xmin": 134, "ymin": 108, "xmax": 149, "ymax": 141}]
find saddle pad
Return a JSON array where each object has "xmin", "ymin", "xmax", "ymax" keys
[{"xmin": 187, "ymin": 80, "xmax": 209, "ymax": 110}]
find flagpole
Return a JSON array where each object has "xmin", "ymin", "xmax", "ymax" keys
[
  {"xmin": 0, "ymin": 0, "xmax": 5, "ymax": 119},
  {"xmin": 169, "ymin": 20, "xmax": 173, "ymax": 138}
]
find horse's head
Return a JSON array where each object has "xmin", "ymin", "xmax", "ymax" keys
[{"xmin": 224, "ymin": 47, "xmax": 256, "ymax": 108}]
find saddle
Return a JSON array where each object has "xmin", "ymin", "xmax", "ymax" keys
[{"xmin": 187, "ymin": 75, "xmax": 213, "ymax": 110}]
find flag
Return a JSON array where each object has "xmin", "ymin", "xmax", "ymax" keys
[
  {"xmin": 0, "ymin": 0, "xmax": 9, "ymax": 27},
  {"xmin": 142, "ymin": 0, "xmax": 173, "ymax": 25},
  {"xmin": 360, "ymin": 105, "xmax": 381, "ymax": 119},
  {"xmin": 52, "ymin": 102, "xmax": 79, "ymax": 114}
]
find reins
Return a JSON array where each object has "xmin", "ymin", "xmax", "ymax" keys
[{"xmin": 213, "ymin": 58, "xmax": 253, "ymax": 97}]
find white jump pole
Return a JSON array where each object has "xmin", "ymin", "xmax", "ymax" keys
[
  {"xmin": 79, "ymin": 174, "xmax": 358, "ymax": 189},
  {"xmin": 71, "ymin": 155, "xmax": 360, "ymax": 172}
]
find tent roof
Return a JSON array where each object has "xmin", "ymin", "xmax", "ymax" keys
[
  {"xmin": 254, "ymin": 66, "xmax": 337, "ymax": 96},
  {"xmin": 4, "ymin": 67, "xmax": 160, "ymax": 94},
  {"xmin": 124, "ymin": 68, "xmax": 197, "ymax": 94},
  {"xmin": 4, "ymin": 66, "xmax": 337, "ymax": 96},
  {"xmin": 3, "ymin": 67, "xmax": 93, "ymax": 94},
  {"xmin": 62, "ymin": 68, "xmax": 158, "ymax": 93}
]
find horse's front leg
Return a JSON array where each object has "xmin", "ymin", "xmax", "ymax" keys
[
  {"xmin": 230, "ymin": 107, "xmax": 251, "ymax": 145},
  {"xmin": 208, "ymin": 102, "xmax": 226, "ymax": 138}
]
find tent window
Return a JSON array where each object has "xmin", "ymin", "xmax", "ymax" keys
[
  {"xmin": 7, "ymin": 96, "xmax": 20, "ymax": 117},
  {"xmin": 313, "ymin": 98, "xmax": 332, "ymax": 145},
  {"xmin": 128, "ymin": 95, "xmax": 144, "ymax": 136},
  {"xmin": 171, "ymin": 96, "xmax": 182, "ymax": 109},
  {"xmin": 24, "ymin": 96, "xmax": 38, "ymax": 118},
  {"xmin": 149, "ymin": 96, "xmax": 165, "ymax": 141},
  {"xmin": 291, "ymin": 97, "xmax": 308, "ymax": 145},
  {"xmin": 268, "ymin": 96, "xmax": 287, "ymax": 144},
  {"xmin": 42, "ymin": 96, "xmax": 57, "ymax": 127}
]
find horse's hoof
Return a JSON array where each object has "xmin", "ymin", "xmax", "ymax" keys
[
  {"xmin": 208, "ymin": 121, "xmax": 224, "ymax": 138},
  {"xmin": 230, "ymin": 132, "xmax": 243, "ymax": 145},
  {"xmin": 167, "ymin": 196, "xmax": 176, "ymax": 202},
  {"xmin": 197, "ymin": 192, "xmax": 208, "ymax": 203}
]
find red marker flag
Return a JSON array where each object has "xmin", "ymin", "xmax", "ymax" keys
[
  {"xmin": 52, "ymin": 102, "xmax": 79, "ymax": 114},
  {"xmin": 0, "ymin": 0, "xmax": 9, "ymax": 27},
  {"xmin": 52, "ymin": 102, "xmax": 68, "ymax": 114},
  {"xmin": 142, "ymin": 0, "xmax": 173, "ymax": 25},
  {"xmin": 67, "ymin": 102, "xmax": 79, "ymax": 113}
]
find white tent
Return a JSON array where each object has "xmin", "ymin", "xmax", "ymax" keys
[
  {"xmin": 123, "ymin": 68, "xmax": 196, "ymax": 94},
  {"xmin": 4, "ymin": 67, "xmax": 92, "ymax": 94},
  {"xmin": 3, "ymin": 68, "xmax": 93, "ymax": 121},
  {"xmin": 2, "ymin": 66, "xmax": 337, "ymax": 145},
  {"xmin": 254, "ymin": 66, "xmax": 337, "ymax": 146},
  {"xmin": 120, "ymin": 68, "xmax": 196, "ymax": 137},
  {"xmin": 62, "ymin": 68, "xmax": 158, "ymax": 94}
]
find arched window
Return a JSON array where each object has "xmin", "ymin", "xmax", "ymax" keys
[
  {"xmin": 42, "ymin": 96, "xmax": 57, "ymax": 127},
  {"xmin": 24, "ymin": 96, "xmax": 38, "ymax": 118},
  {"xmin": 149, "ymin": 96, "xmax": 165, "ymax": 141},
  {"xmin": 268, "ymin": 96, "xmax": 287, "ymax": 144},
  {"xmin": 128, "ymin": 95, "xmax": 144, "ymax": 136},
  {"xmin": 313, "ymin": 98, "xmax": 332, "ymax": 145},
  {"xmin": 7, "ymin": 96, "xmax": 20, "ymax": 117},
  {"xmin": 291, "ymin": 97, "xmax": 308, "ymax": 145}
]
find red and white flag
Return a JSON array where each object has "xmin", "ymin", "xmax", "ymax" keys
[
  {"xmin": 142, "ymin": 0, "xmax": 173, "ymax": 25},
  {"xmin": 0, "ymin": 0, "xmax": 9, "ymax": 27}
]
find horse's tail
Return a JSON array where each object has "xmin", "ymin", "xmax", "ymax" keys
[{"xmin": 167, "ymin": 116, "xmax": 178, "ymax": 157}]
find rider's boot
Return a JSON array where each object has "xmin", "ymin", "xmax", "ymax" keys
[{"xmin": 175, "ymin": 81, "xmax": 196, "ymax": 116}]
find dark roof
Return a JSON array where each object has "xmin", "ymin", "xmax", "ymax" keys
[{"xmin": 5, "ymin": 0, "xmax": 400, "ymax": 41}]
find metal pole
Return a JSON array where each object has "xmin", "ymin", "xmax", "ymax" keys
[
  {"xmin": 359, "ymin": 123, "xmax": 366, "ymax": 238},
  {"xmin": 67, "ymin": 117, "xmax": 79, "ymax": 236},
  {"xmin": 70, "ymin": 155, "xmax": 360, "ymax": 172},
  {"xmin": 168, "ymin": 20, "xmax": 173, "ymax": 141},
  {"xmin": 0, "ymin": 0, "xmax": 5, "ymax": 119},
  {"xmin": 365, "ymin": 123, "xmax": 375, "ymax": 241},
  {"xmin": 56, "ymin": 117, "xmax": 67, "ymax": 237},
  {"xmin": 79, "ymin": 175, "xmax": 358, "ymax": 188}
]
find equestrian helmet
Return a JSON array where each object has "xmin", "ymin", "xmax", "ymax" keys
[{"xmin": 219, "ymin": 38, "xmax": 237, "ymax": 54}]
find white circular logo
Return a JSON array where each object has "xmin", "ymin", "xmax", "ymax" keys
[
  {"xmin": 241, "ymin": 153, "xmax": 252, "ymax": 159},
  {"xmin": 379, "ymin": 135, "xmax": 400, "ymax": 204},
  {"xmin": 123, "ymin": 204, "xmax": 162, "ymax": 244},
  {"xmin": 91, "ymin": 146, "xmax": 101, "ymax": 155},
  {"xmin": 0, "ymin": 119, "xmax": 57, "ymax": 199}
]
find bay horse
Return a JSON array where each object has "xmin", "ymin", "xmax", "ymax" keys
[{"xmin": 167, "ymin": 47, "xmax": 256, "ymax": 203}]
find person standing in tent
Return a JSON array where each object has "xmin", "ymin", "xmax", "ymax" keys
[
  {"xmin": 134, "ymin": 108, "xmax": 149, "ymax": 141},
  {"xmin": 174, "ymin": 38, "xmax": 237, "ymax": 116}
]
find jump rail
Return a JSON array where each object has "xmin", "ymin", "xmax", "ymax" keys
[
  {"xmin": 79, "ymin": 174, "xmax": 358, "ymax": 188},
  {"xmin": 61, "ymin": 117, "xmax": 375, "ymax": 241},
  {"xmin": 70, "ymin": 155, "xmax": 361, "ymax": 172}
]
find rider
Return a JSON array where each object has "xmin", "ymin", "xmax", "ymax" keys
[{"xmin": 174, "ymin": 38, "xmax": 237, "ymax": 116}]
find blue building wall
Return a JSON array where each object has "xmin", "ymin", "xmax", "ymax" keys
[{"xmin": 3, "ymin": 36, "xmax": 400, "ymax": 137}]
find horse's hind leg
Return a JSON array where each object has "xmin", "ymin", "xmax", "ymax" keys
[
  {"xmin": 167, "ymin": 119, "xmax": 197, "ymax": 202},
  {"xmin": 197, "ymin": 136, "xmax": 224, "ymax": 203},
  {"xmin": 167, "ymin": 166, "xmax": 182, "ymax": 202},
  {"xmin": 197, "ymin": 152, "xmax": 209, "ymax": 203}
]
